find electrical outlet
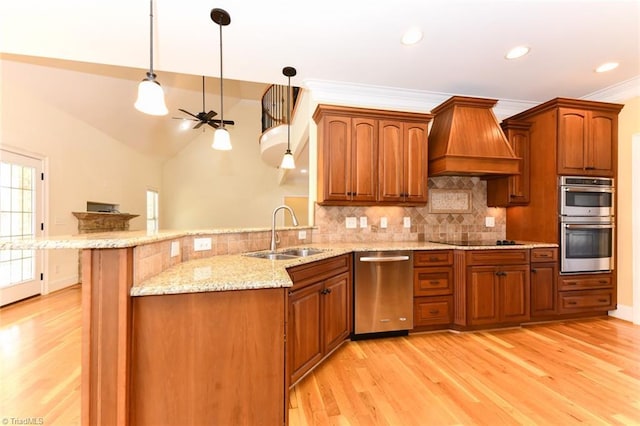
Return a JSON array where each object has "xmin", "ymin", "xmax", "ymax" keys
[
  {"xmin": 170, "ymin": 241, "xmax": 180, "ymax": 257},
  {"xmin": 194, "ymin": 237, "xmax": 212, "ymax": 251},
  {"xmin": 380, "ymin": 217, "xmax": 388, "ymax": 228},
  {"xmin": 485, "ymin": 217, "xmax": 495, "ymax": 227},
  {"xmin": 359, "ymin": 217, "xmax": 368, "ymax": 228},
  {"xmin": 298, "ymin": 230, "xmax": 307, "ymax": 240},
  {"xmin": 345, "ymin": 217, "xmax": 357, "ymax": 229},
  {"xmin": 403, "ymin": 217, "xmax": 411, "ymax": 228}
]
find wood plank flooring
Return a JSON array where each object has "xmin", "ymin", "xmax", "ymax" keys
[{"xmin": 1, "ymin": 285, "xmax": 639, "ymax": 425}]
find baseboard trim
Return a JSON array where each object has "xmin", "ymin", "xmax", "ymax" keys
[
  {"xmin": 46, "ymin": 276, "xmax": 79, "ymax": 294},
  {"xmin": 609, "ymin": 304, "xmax": 633, "ymax": 322}
]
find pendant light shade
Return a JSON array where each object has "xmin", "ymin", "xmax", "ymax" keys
[
  {"xmin": 211, "ymin": 8, "xmax": 232, "ymax": 150},
  {"xmin": 280, "ymin": 66, "xmax": 297, "ymax": 169},
  {"xmin": 134, "ymin": 0, "xmax": 168, "ymax": 116}
]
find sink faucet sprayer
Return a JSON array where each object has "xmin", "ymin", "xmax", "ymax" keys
[{"xmin": 271, "ymin": 205, "xmax": 299, "ymax": 252}]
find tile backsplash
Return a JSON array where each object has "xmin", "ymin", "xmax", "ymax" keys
[{"xmin": 313, "ymin": 177, "xmax": 506, "ymax": 243}]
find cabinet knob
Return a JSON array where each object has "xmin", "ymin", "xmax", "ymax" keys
[{"xmin": 531, "ymin": 268, "xmax": 537, "ymax": 273}]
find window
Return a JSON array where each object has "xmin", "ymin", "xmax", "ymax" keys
[{"xmin": 146, "ymin": 190, "xmax": 159, "ymax": 232}]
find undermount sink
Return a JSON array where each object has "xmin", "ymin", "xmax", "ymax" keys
[{"xmin": 244, "ymin": 247, "xmax": 325, "ymax": 260}]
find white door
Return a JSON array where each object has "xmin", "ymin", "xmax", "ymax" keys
[{"xmin": 0, "ymin": 149, "xmax": 44, "ymax": 306}]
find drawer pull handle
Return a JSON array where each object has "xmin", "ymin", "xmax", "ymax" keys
[
  {"xmin": 566, "ymin": 282, "xmax": 577, "ymax": 286},
  {"xmin": 531, "ymin": 268, "xmax": 537, "ymax": 273},
  {"xmin": 429, "ymin": 309, "xmax": 440, "ymax": 314},
  {"xmin": 598, "ymin": 298, "xmax": 608, "ymax": 303},
  {"xmin": 599, "ymin": 280, "xmax": 608, "ymax": 284},
  {"xmin": 429, "ymin": 257, "xmax": 439, "ymax": 262},
  {"xmin": 567, "ymin": 301, "xmax": 577, "ymax": 305},
  {"xmin": 429, "ymin": 280, "xmax": 440, "ymax": 285}
]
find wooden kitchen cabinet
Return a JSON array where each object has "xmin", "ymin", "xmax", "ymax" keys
[
  {"xmin": 487, "ymin": 120, "xmax": 532, "ymax": 207},
  {"xmin": 557, "ymin": 272, "xmax": 615, "ymax": 314},
  {"xmin": 530, "ymin": 248, "xmax": 558, "ymax": 318},
  {"xmin": 287, "ymin": 254, "xmax": 352, "ymax": 385},
  {"xmin": 454, "ymin": 249, "xmax": 530, "ymax": 328},
  {"xmin": 557, "ymin": 108, "xmax": 618, "ymax": 177},
  {"xmin": 413, "ymin": 250, "xmax": 454, "ymax": 329},
  {"xmin": 314, "ymin": 105, "xmax": 432, "ymax": 206},
  {"xmin": 378, "ymin": 120, "xmax": 428, "ymax": 203}
]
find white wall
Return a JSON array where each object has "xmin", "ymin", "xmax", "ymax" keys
[
  {"xmin": 161, "ymin": 99, "xmax": 308, "ymax": 229},
  {"xmin": 0, "ymin": 58, "xmax": 163, "ymax": 292}
]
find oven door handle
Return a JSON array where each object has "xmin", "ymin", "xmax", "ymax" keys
[
  {"xmin": 563, "ymin": 187, "xmax": 614, "ymax": 194},
  {"xmin": 563, "ymin": 223, "xmax": 614, "ymax": 229}
]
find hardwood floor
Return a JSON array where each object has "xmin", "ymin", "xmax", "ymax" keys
[
  {"xmin": 0, "ymin": 285, "xmax": 81, "ymax": 425},
  {"xmin": 1, "ymin": 286, "xmax": 639, "ymax": 425}
]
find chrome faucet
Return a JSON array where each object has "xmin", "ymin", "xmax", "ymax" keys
[{"xmin": 271, "ymin": 205, "xmax": 299, "ymax": 252}]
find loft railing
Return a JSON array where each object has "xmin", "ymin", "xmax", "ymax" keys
[{"xmin": 261, "ymin": 83, "xmax": 301, "ymax": 133}]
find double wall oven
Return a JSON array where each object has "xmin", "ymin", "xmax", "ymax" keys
[{"xmin": 559, "ymin": 176, "xmax": 614, "ymax": 274}]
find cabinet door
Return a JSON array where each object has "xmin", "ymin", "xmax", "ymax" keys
[
  {"xmin": 322, "ymin": 272, "xmax": 352, "ymax": 354},
  {"xmin": 323, "ymin": 116, "xmax": 352, "ymax": 201},
  {"xmin": 468, "ymin": 266, "xmax": 500, "ymax": 325},
  {"xmin": 351, "ymin": 118, "xmax": 378, "ymax": 202},
  {"xmin": 403, "ymin": 122, "xmax": 428, "ymax": 203},
  {"xmin": 558, "ymin": 108, "xmax": 587, "ymax": 174},
  {"xmin": 288, "ymin": 282, "xmax": 323, "ymax": 384},
  {"xmin": 587, "ymin": 111, "xmax": 616, "ymax": 176},
  {"xmin": 531, "ymin": 263, "xmax": 557, "ymax": 317},
  {"xmin": 378, "ymin": 120, "xmax": 404, "ymax": 202},
  {"xmin": 500, "ymin": 265, "xmax": 530, "ymax": 323}
]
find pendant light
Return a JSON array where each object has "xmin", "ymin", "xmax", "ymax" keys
[
  {"xmin": 211, "ymin": 8, "xmax": 232, "ymax": 151},
  {"xmin": 280, "ymin": 66, "xmax": 297, "ymax": 169},
  {"xmin": 134, "ymin": 0, "xmax": 168, "ymax": 116}
]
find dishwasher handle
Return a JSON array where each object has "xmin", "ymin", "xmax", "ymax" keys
[{"xmin": 359, "ymin": 255, "xmax": 410, "ymax": 263}]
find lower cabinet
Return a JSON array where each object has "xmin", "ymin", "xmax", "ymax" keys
[
  {"xmin": 557, "ymin": 273, "xmax": 615, "ymax": 314},
  {"xmin": 413, "ymin": 250, "xmax": 454, "ymax": 330},
  {"xmin": 287, "ymin": 254, "xmax": 352, "ymax": 385},
  {"xmin": 455, "ymin": 249, "xmax": 530, "ymax": 328},
  {"xmin": 530, "ymin": 248, "xmax": 558, "ymax": 318}
]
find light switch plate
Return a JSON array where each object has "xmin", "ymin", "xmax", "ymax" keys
[
  {"xmin": 346, "ymin": 217, "xmax": 357, "ymax": 229},
  {"xmin": 170, "ymin": 241, "xmax": 180, "ymax": 257},
  {"xmin": 380, "ymin": 217, "xmax": 388, "ymax": 228},
  {"xmin": 403, "ymin": 217, "xmax": 411, "ymax": 228},
  {"xmin": 485, "ymin": 216, "xmax": 495, "ymax": 227},
  {"xmin": 194, "ymin": 237, "xmax": 212, "ymax": 251},
  {"xmin": 360, "ymin": 217, "xmax": 368, "ymax": 228}
]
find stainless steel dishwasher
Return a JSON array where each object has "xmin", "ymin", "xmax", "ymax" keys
[{"xmin": 354, "ymin": 251, "xmax": 413, "ymax": 336}]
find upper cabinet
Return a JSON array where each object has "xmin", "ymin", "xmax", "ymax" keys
[
  {"xmin": 487, "ymin": 120, "xmax": 532, "ymax": 207},
  {"xmin": 378, "ymin": 121, "xmax": 429, "ymax": 203},
  {"xmin": 314, "ymin": 105, "xmax": 432, "ymax": 206},
  {"xmin": 557, "ymin": 108, "xmax": 618, "ymax": 177}
]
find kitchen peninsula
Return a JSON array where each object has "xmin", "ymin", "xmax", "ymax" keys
[{"xmin": 1, "ymin": 229, "xmax": 559, "ymax": 425}]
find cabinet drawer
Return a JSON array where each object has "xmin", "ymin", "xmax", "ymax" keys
[
  {"xmin": 414, "ymin": 267, "xmax": 453, "ymax": 296},
  {"xmin": 559, "ymin": 290, "xmax": 614, "ymax": 313},
  {"xmin": 465, "ymin": 249, "xmax": 529, "ymax": 266},
  {"xmin": 287, "ymin": 254, "xmax": 351, "ymax": 290},
  {"xmin": 531, "ymin": 248, "xmax": 558, "ymax": 263},
  {"xmin": 558, "ymin": 275, "xmax": 612, "ymax": 291},
  {"xmin": 414, "ymin": 296, "xmax": 453, "ymax": 326},
  {"xmin": 414, "ymin": 250, "xmax": 453, "ymax": 267}
]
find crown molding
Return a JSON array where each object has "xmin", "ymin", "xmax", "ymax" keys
[
  {"xmin": 581, "ymin": 75, "xmax": 640, "ymax": 103},
  {"xmin": 303, "ymin": 79, "xmax": 538, "ymax": 119}
]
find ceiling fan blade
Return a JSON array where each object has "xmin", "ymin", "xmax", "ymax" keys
[
  {"xmin": 178, "ymin": 108, "xmax": 200, "ymax": 119},
  {"xmin": 172, "ymin": 117, "xmax": 198, "ymax": 121},
  {"xmin": 210, "ymin": 119, "xmax": 235, "ymax": 126},
  {"xmin": 204, "ymin": 110, "xmax": 217, "ymax": 120},
  {"xmin": 206, "ymin": 121, "xmax": 219, "ymax": 129},
  {"xmin": 193, "ymin": 121, "xmax": 205, "ymax": 129}
]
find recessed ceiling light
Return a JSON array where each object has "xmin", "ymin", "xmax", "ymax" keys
[
  {"xmin": 401, "ymin": 27, "xmax": 423, "ymax": 45},
  {"xmin": 505, "ymin": 46, "xmax": 530, "ymax": 60},
  {"xmin": 595, "ymin": 62, "xmax": 619, "ymax": 73}
]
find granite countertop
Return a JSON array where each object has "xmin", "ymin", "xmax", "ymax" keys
[{"xmin": 131, "ymin": 241, "xmax": 557, "ymax": 297}]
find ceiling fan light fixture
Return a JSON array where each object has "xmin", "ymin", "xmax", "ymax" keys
[
  {"xmin": 280, "ymin": 66, "xmax": 297, "ymax": 170},
  {"xmin": 135, "ymin": 0, "xmax": 168, "ymax": 116},
  {"xmin": 212, "ymin": 127, "xmax": 232, "ymax": 150},
  {"xmin": 135, "ymin": 73, "xmax": 168, "ymax": 116},
  {"xmin": 595, "ymin": 62, "xmax": 619, "ymax": 73},
  {"xmin": 401, "ymin": 27, "xmax": 423, "ymax": 45},
  {"xmin": 211, "ymin": 8, "xmax": 232, "ymax": 151},
  {"xmin": 505, "ymin": 46, "xmax": 530, "ymax": 60}
]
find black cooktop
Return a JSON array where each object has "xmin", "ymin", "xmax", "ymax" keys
[{"xmin": 433, "ymin": 240, "xmax": 522, "ymax": 247}]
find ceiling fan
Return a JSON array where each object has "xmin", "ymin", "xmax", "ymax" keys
[{"xmin": 173, "ymin": 76, "xmax": 235, "ymax": 129}]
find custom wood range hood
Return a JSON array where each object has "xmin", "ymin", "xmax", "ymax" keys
[{"xmin": 428, "ymin": 96, "xmax": 520, "ymax": 176}]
